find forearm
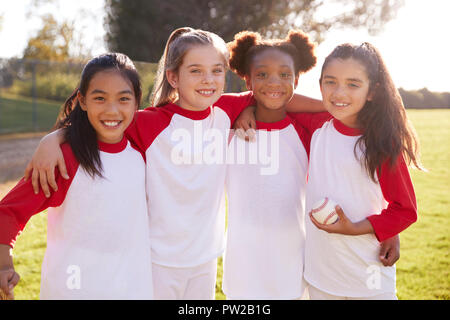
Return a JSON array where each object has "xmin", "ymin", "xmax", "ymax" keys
[
  {"xmin": 286, "ymin": 94, "xmax": 324, "ymax": 113},
  {"xmin": 45, "ymin": 128, "xmax": 66, "ymax": 145},
  {"xmin": 352, "ymin": 218, "xmax": 375, "ymax": 236}
]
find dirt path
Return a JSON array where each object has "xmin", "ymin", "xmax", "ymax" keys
[{"xmin": 0, "ymin": 132, "xmax": 46, "ymax": 184}]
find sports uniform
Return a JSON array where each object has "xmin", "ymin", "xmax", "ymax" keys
[
  {"xmin": 303, "ymin": 116, "xmax": 417, "ymax": 299},
  {"xmin": 0, "ymin": 137, "xmax": 153, "ymax": 299},
  {"xmin": 125, "ymin": 92, "xmax": 253, "ymax": 299},
  {"xmin": 222, "ymin": 114, "xmax": 311, "ymax": 299}
]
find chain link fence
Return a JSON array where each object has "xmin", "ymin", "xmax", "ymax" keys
[
  {"xmin": 0, "ymin": 58, "xmax": 244, "ymax": 135},
  {"xmin": 0, "ymin": 58, "xmax": 157, "ymax": 134}
]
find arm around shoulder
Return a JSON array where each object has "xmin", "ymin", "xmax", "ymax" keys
[
  {"xmin": 1, "ymin": 143, "xmax": 78, "ymax": 248},
  {"xmin": 286, "ymin": 93, "xmax": 324, "ymax": 113},
  {"xmin": 24, "ymin": 128, "xmax": 68, "ymax": 197}
]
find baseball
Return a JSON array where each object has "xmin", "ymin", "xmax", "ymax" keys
[{"xmin": 310, "ymin": 197, "xmax": 339, "ymax": 225}]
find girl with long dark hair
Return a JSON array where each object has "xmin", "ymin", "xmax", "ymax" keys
[
  {"xmin": 305, "ymin": 43, "xmax": 422, "ymax": 299},
  {"xmin": 0, "ymin": 53, "xmax": 153, "ymax": 299}
]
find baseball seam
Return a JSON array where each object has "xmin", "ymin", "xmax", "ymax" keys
[
  {"xmin": 323, "ymin": 210, "xmax": 337, "ymax": 224},
  {"xmin": 310, "ymin": 197, "xmax": 328, "ymax": 214}
]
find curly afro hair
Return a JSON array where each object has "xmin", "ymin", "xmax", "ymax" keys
[{"xmin": 228, "ymin": 29, "xmax": 317, "ymax": 78}]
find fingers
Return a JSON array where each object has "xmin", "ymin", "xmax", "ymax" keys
[
  {"xmin": 9, "ymin": 272, "xmax": 20, "ymax": 290},
  {"xmin": 0, "ymin": 274, "xmax": 8, "ymax": 297},
  {"xmin": 385, "ymin": 249, "xmax": 399, "ymax": 266},
  {"xmin": 47, "ymin": 168, "xmax": 58, "ymax": 193},
  {"xmin": 0, "ymin": 269, "xmax": 18, "ymax": 299},
  {"xmin": 379, "ymin": 235, "xmax": 400, "ymax": 266},
  {"xmin": 31, "ymin": 169, "xmax": 40, "ymax": 195},
  {"xmin": 57, "ymin": 158, "xmax": 69, "ymax": 180},
  {"xmin": 309, "ymin": 206, "xmax": 352, "ymax": 235},
  {"xmin": 380, "ymin": 249, "xmax": 394, "ymax": 266},
  {"xmin": 379, "ymin": 244, "xmax": 389, "ymax": 266},
  {"xmin": 243, "ymin": 118, "xmax": 256, "ymax": 142},
  {"xmin": 39, "ymin": 170, "xmax": 51, "ymax": 198},
  {"xmin": 334, "ymin": 205, "xmax": 345, "ymax": 220},
  {"xmin": 235, "ymin": 128, "xmax": 256, "ymax": 142},
  {"xmin": 309, "ymin": 211, "xmax": 331, "ymax": 232},
  {"xmin": 47, "ymin": 170, "xmax": 57, "ymax": 193},
  {"xmin": 235, "ymin": 128, "xmax": 246, "ymax": 141},
  {"xmin": 32, "ymin": 168, "xmax": 53, "ymax": 197},
  {"xmin": 246, "ymin": 128, "xmax": 256, "ymax": 142}
]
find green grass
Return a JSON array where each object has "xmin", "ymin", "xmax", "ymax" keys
[
  {"xmin": 0, "ymin": 94, "xmax": 62, "ymax": 134},
  {"xmin": 6, "ymin": 109, "xmax": 450, "ymax": 300},
  {"xmin": 395, "ymin": 109, "xmax": 450, "ymax": 300}
]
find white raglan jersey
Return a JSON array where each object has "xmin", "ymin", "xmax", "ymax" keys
[
  {"xmin": 222, "ymin": 114, "xmax": 310, "ymax": 299},
  {"xmin": 303, "ymin": 117, "xmax": 417, "ymax": 297},
  {"xmin": 126, "ymin": 92, "xmax": 254, "ymax": 268},
  {"xmin": 0, "ymin": 138, "xmax": 153, "ymax": 299}
]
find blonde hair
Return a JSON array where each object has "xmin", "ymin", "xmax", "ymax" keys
[{"xmin": 151, "ymin": 27, "xmax": 229, "ymax": 107}]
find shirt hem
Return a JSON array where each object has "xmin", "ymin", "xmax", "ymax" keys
[
  {"xmin": 223, "ymin": 290, "xmax": 305, "ymax": 300},
  {"xmin": 304, "ymin": 274, "xmax": 395, "ymax": 298},
  {"xmin": 151, "ymin": 249, "xmax": 224, "ymax": 268},
  {"xmin": 222, "ymin": 283, "xmax": 306, "ymax": 300}
]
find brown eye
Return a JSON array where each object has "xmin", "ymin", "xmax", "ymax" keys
[{"xmin": 257, "ymin": 72, "xmax": 267, "ymax": 78}]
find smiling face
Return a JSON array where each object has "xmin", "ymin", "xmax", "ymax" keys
[
  {"xmin": 246, "ymin": 48, "xmax": 298, "ymax": 121},
  {"xmin": 320, "ymin": 57, "xmax": 373, "ymax": 128},
  {"xmin": 78, "ymin": 70, "xmax": 137, "ymax": 144},
  {"xmin": 166, "ymin": 44, "xmax": 226, "ymax": 111}
]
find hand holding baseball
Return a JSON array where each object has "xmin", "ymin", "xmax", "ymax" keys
[{"xmin": 309, "ymin": 205, "xmax": 374, "ymax": 236}]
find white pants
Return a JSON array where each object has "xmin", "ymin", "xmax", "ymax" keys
[
  {"xmin": 152, "ymin": 259, "xmax": 218, "ymax": 300},
  {"xmin": 308, "ymin": 285, "xmax": 398, "ymax": 300}
]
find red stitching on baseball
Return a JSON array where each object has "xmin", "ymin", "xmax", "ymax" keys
[
  {"xmin": 310, "ymin": 197, "xmax": 328, "ymax": 214},
  {"xmin": 323, "ymin": 210, "xmax": 337, "ymax": 224}
]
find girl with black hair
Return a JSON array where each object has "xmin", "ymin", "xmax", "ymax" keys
[
  {"xmin": 222, "ymin": 29, "xmax": 319, "ymax": 299},
  {"xmin": 0, "ymin": 53, "xmax": 153, "ymax": 299},
  {"xmin": 304, "ymin": 43, "xmax": 422, "ymax": 299}
]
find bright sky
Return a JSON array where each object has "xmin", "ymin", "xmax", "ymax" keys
[{"xmin": 1, "ymin": 0, "xmax": 449, "ymax": 98}]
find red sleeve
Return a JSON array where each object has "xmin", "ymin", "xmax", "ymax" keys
[
  {"xmin": 125, "ymin": 108, "xmax": 173, "ymax": 154},
  {"xmin": 0, "ymin": 143, "xmax": 79, "ymax": 248},
  {"xmin": 366, "ymin": 155, "xmax": 418, "ymax": 242},
  {"xmin": 288, "ymin": 112, "xmax": 332, "ymax": 137},
  {"xmin": 288, "ymin": 115, "xmax": 312, "ymax": 158},
  {"xmin": 214, "ymin": 91, "xmax": 256, "ymax": 125}
]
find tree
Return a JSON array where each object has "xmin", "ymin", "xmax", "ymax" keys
[
  {"xmin": 22, "ymin": 0, "xmax": 94, "ymax": 62},
  {"xmin": 105, "ymin": 0, "xmax": 404, "ymax": 62},
  {"xmin": 23, "ymin": 14, "xmax": 75, "ymax": 62}
]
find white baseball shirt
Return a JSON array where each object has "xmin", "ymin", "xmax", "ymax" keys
[
  {"xmin": 222, "ymin": 114, "xmax": 310, "ymax": 299},
  {"xmin": 125, "ymin": 92, "xmax": 254, "ymax": 268},
  {"xmin": 304, "ymin": 116, "xmax": 417, "ymax": 297},
  {"xmin": 0, "ymin": 137, "xmax": 153, "ymax": 299}
]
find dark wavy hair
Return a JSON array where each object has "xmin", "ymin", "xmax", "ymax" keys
[
  {"xmin": 319, "ymin": 43, "xmax": 423, "ymax": 180},
  {"xmin": 228, "ymin": 29, "xmax": 317, "ymax": 79},
  {"xmin": 54, "ymin": 53, "xmax": 142, "ymax": 178}
]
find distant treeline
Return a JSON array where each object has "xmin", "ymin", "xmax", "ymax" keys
[{"xmin": 399, "ymin": 88, "xmax": 450, "ymax": 109}]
